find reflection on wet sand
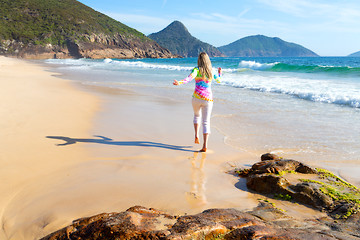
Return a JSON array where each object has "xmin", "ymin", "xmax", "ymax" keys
[{"xmin": 186, "ymin": 152, "xmax": 207, "ymax": 208}]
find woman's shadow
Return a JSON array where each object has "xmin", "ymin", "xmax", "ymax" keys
[{"xmin": 46, "ymin": 135, "xmax": 194, "ymax": 152}]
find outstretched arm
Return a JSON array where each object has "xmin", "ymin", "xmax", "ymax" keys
[
  {"xmin": 174, "ymin": 68, "xmax": 198, "ymax": 85},
  {"xmin": 214, "ymin": 67, "xmax": 222, "ymax": 83}
]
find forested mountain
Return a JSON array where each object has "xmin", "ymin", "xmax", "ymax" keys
[
  {"xmin": 218, "ymin": 35, "xmax": 318, "ymax": 57},
  {"xmin": 148, "ymin": 21, "xmax": 224, "ymax": 57}
]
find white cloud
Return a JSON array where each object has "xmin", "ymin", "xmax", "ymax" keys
[
  {"xmin": 191, "ymin": 8, "xmax": 250, "ymax": 22},
  {"xmin": 210, "ymin": 13, "xmax": 238, "ymax": 22},
  {"xmin": 191, "ymin": 13, "xmax": 215, "ymax": 20},
  {"xmin": 257, "ymin": 0, "xmax": 331, "ymax": 17},
  {"xmin": 162, "ymin": 0, "xmax": 167, "ymax": 8},
  {"xmin": 238, "ymin": 8, "xmax": 251, "ymax": 18},
  {"xmin": 257, "ymin": 0, "xmax": 360, "ymax": 21},
  {"xmin": 104, "ymin": 12, "xmax": 171, "ymax": 34},
  {"xmin": 255, "ymin": 0, "xmax": 360, "ymax": 36}
]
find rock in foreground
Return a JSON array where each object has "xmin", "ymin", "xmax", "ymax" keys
[
  {"xmin": 238, "ymin": 153, "xmax": 360, "ymax": 220},
  {"xmin": 41, "ymin": 205, "xmax": 360, "ymax": 240}
]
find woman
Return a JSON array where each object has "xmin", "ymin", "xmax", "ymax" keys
[{"xmin": 173, "ymin": 52, "xmax": 222, "ymax": 152}]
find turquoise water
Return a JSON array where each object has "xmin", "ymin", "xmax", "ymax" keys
[{"xmin": 45, "ymin": 57, "xmax": 360, "ymax": 185}]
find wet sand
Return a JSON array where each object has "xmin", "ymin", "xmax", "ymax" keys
[{"xmin": 0, "ymin": 57, "xmax": 328, "ymax": 240}]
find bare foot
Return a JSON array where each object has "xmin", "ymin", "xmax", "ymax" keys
[
  {"xmin": 195, "ymin": 137, "xmax": 200, "ymax": 144},
  {"xmin": 199, "ymin": 148, "xmax": 207, "ymax": 152}
]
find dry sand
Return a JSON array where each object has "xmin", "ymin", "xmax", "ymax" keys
[
  {"xmin": 0, "ymin": 57, "xmax": 326, "ymax": 240},
  {"xmin": 0, "ymin": 57, "xmax": 98, "ymax": 239}
]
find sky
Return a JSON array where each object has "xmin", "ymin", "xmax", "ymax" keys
[{"xmin": 77, "ymin": 0, "xmax": 360, "ymax": 56}]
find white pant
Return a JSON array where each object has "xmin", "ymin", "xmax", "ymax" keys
[{"xmin": 192, "ymin": 97, "xmax": 213, "ymax": 134}]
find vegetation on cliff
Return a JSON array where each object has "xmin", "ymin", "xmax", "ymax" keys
[
  {"xmin": 0, "ymin": 0, "xmax": 174, "ymax": 59},
  {"xmin": 218, "ymin": 35, "xmax": 318, "ymax": 57},
  {"xmin": 148, "ymin": 21, "xmax": 224, "ymax": 57},
  {"xmin": 0, "ymin": 0, "xmax": 145, "ymax": 45}
]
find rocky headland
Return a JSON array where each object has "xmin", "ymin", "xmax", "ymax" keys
[
  {"xmin": 0, "ymin": 0, "xmax": 177, "ymax": 59},
  {"xmin": 42, "ymin": 154, "xmax": 360, "ymax": 240},
  {"xmin": 1, "ymin": 34, "xmax": 177, "ymax": 60}
]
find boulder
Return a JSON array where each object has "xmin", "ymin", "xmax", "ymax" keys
[
  {"xmin": 251, "ymin": 158, "xmax": 317, "ymax": 175},
  {"xmin": 261, "ymin": 153, "xmax": 281, "ymax": 161},
  {"xmin": 41, "ymin": 206, "xmax": 176, "ymax": 240},
  {"xmin": 240, "ymin": 155, "xmax": 360, "ymax": 219},
  {"xmin": 247, "ymin": 174, "xmax": 291, "ymax": 194}
]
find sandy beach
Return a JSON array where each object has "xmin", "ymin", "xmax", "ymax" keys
[
  {"xmin": 0, "ymin": 57, "xmax": 334, "ymax": 240},
  {"xmin": 0, "ymin": 57, "xmax": 99, "ymax": 239}
]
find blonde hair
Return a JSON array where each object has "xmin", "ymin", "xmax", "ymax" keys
[{"xmin": 197, "ymin": 52, "xmax": 213, "ymax": 80}]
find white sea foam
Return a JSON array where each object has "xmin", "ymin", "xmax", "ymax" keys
[
  {"xmin": 46, "ymin": 58, "xmax": 90, "ymax": 65},
  {"xmin": 110, "ymin": 60, "xmax": 194, "ymax": 71},
  {"xmin": 220, "ymin": 73, "xmax": 360, "ymax": 108},
  {"xmin": 238, "ymin": 60, "xmax": 276, "ymax": 70},
  {"xmin": 46, "ymin": 58, "xmax": 241, "ymax": 73},
  {"xmin": 103, "ymin": 58, "xmax": 113, "ymax": 64},
  {"xmin": 46, "ymin": 58, "xmax": 195, "ymax": 71}
]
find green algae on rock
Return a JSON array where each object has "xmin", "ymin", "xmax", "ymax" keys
[{"xmin": 237, "ymin": 153, "xmax": 360, "ymax": 219}]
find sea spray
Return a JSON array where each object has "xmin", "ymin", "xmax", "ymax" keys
[{"xmin": 238, "ymin": 60, "xmax": 276, "ymax": 70}]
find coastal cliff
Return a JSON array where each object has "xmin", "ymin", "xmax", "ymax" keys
[
  {"xmin": 0, "ymin": 0, "xmax": 176, "ymax": 59},
  {"xmin": 1, "ymin": 33, "xmax": 175, "ymax": 59}
]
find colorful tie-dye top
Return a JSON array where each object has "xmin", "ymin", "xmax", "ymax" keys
[{"xmin": 178, "ymin": 67, "xmax": 221, "ymax": 101}]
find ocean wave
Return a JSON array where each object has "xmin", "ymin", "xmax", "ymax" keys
[
  {"xmin": 221, "ymin": 75, "xmax": 360, "ymax": 108},
  {"xmin": 103, "ymin": 58, "xmax": 113, "ymax": 64},
  {"xmin": 108, "ymin": 59, "xmax": 194, "ymax": 71},
  {"xmin": 46, "ymin": 58, "xmax": 240, "ymax": 73},
  {"xmin": 236, "ymin": 60, "xmax": 360, "ymax": 76},
  {"xmin": 269, "ymin": 63, "xmax": 360, "ymax": 75},
  {"xmin": 45, "ymin": 58, "xmax": 91, "ymax": 66},
  {"xmin": 238, "ymin": 60, "xmax": 276, "ymax": 70}
]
